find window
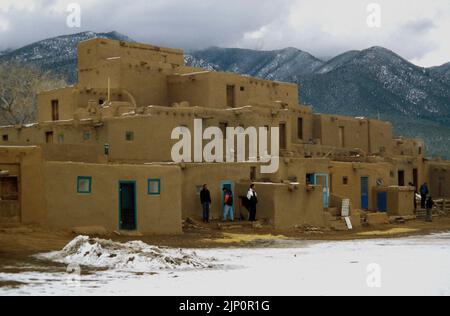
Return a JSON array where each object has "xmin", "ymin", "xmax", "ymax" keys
[
  {"xmin": 77, "ymin": 177, "xmax": 92, "ymax": 194},
  {"xmin": 45, "ymin": 131, "xmax": 54, "ymax": 144},
  {"xmin": 2, "ymin": 134, "xmax": 8, "ymax": 142},
  {"xmin": 148, "ymin": 179, "xmax": 161, "ymax": 195},
  {"xmin": 418, "ymin": 147, "xmax": 422, "ymax": 155},
  {"xmin": 99, "ymin": 99, "xmax": 105, "ymax": 105},
  {"xmin": 240, "ymin": 86, "xmax": 245, "ymax": 92},
  {"xmin": 83, "ymin": 131, "xmax": 91, "ymax": 141},
  {"xmin": 226, "ymin": 85, "xmax": 236, "ymax": 107},
  {"xmin": 126, "ymin": 131, "xmax": 134, "ymax": 142},
  {"xmin": 51, "ymin": 100, "xmax": 59, "ymax": 121},
  {"xmin": 343, "ymin": 177, "xmax": 349, "ymax": 185},
  {"xmin": 297, "ymin": 117, "xmax": 304, "ymax": 140}
]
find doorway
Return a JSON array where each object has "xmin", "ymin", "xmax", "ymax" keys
[
  {"xmin": 398, "ymin": 170, "xmax": 405, "ymax": 186},
  {"xmin": 226, "ymin": 85, "xmax": 236, "ymax": 107},
  {"xmin": 313, "ymin": 174, "xmax": 329, "ymax": 208},
  {"xmin": 119, "ymin": 181, "xmax": 137, "ymax": 231},
  {"xmin": 51, "ymin": 100, "xmax": 59, "ymax": 121},
  {"xmin": 361, "ymin": 176, "xmax": 369, "ymax": 209}
]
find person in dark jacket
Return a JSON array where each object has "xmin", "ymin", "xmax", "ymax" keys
[
  {"xmin": 420, "ymin": 183, "xmax": 429, "ymax": 209},
  {"xmin": 247, "ymin": 184, "xmax": 258, "ymax": 222},
  {"xmin": 200, "ymin": 184, "xmax": 212, "ymax": 223},
  {"xmin": 425, "ymin": 195, "xmax": 435, "ymax": 222}
]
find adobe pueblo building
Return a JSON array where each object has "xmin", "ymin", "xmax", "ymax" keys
[{"xmin": 0, "ymin": 38, "xmax": 449, "ymax": 234}]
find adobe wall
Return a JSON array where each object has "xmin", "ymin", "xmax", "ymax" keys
[
  {"xmin": 426, "ymin": 161, "xmax": 450, "ymax": 198},
  {"xmin": 0, "ymin": 120, "xmax": 104, "ymax": 148},
  {"xmin": 368, "ymin": 120, "xmax": 394, "ymax": 155},
  {"xmin": 391, "ymin": 157, "xmax": 426, "ymax": 188},
  {"xmin": 330, "ymin": 161, "xmax": 391, "ymax": 210},
  {"xmin": 236, "ymin": 182, "xmax": 327, "ymax": 229},
  {"xmin": 77, "ymin": 38, "xmax": 184, "ymax": 71},
  {"xmin": 168, "ymin": 71, "xmax": 299, "ymax": 109},
  {"xmin": 313, "ymin": 114, "xmax": 394, "ymax": 156},
  {"xmin": 38, "ymin": 87, "xmax": 77, "ymax": 122},
  {"xmin": 0, "ymin": 146, "xmax": 46, "ymax": 225},
  {"xmin": 392, "ymin": 137, "xmax": 425, "ymax": 157},
  {"xmin": 289, "ymin": 106, "xmax": 314, "ymax": 144},
  {"xmin": 276, "ymin": 157, "xmax": 331, "ymax": 184},
  {"xmin": 43, "ymin": 162, "xmax": 183, "ymax": 234}
]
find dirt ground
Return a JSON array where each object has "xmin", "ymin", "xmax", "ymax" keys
[{"xmin": 1, "ymin": 216, "xmax": 450, "ymax": 255}]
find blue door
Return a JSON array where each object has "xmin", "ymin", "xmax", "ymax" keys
[
  {"xmin": 314, "ymin": 174, "xmax": 330, "ymax": 208},
  {"xmin": 377, "ymin": 192, "xmax": 387, "ymax": 212},
  {"xmin": 361, "ymin": 177, "xmax": 369, "ymax": 210}
]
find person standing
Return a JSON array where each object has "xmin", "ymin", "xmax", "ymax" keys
[
  {"xmin": 200, "ymin": 184, "xmax": 211, "ymax": 223},
  {"xmin": 223, "ymin": 187, "xmax": 234, "ymax": 222},
  {"xmin": 420, "ymin": 183, "xmax": 429, "ymax": 209},
  {"xmin": 247, "ymin": 184, "xmax": 258, "ymax": 222}
]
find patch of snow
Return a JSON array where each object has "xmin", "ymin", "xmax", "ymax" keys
[{"xmin": 36, "ymin": 236, "xmax": 216, "ymax": 272}]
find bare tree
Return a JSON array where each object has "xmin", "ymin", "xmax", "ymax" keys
[{"xmin": 0, "ymin": 62, "xmax": 66, "ymax": 125}]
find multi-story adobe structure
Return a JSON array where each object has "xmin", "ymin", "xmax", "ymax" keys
[{"xmin": 0, "ymin": 38, "xmax": 448, "ymax": 234}]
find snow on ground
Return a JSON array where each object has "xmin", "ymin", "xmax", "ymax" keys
[
  {"xmin": 36, "ymin": 236, "xmax": 216, "ymax": 272},
  {"xmin": 1, "ymin": 233, "xmax": 450, "ymax": 296}
]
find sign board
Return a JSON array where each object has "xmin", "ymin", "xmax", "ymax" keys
[
  {"xmin": 341, "ymin": 199, "xmax": 350, "ymax": 217},
  {"xmin": 344, "ymin": 217, "xmax": 353, "ymax": 230}
]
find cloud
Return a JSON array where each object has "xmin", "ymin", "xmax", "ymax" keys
[{"xmin": 0, "ymin": 0, "xmax": 449, "ymax": 67}]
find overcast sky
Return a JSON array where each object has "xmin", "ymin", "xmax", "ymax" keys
[{"xmin": 0, "ymin": 0, "xmax": 449, "ymax": 67}]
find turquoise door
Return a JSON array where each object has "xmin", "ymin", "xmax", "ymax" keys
[
  {"xmin": 361, "ymin": 177, "xmax": 369, "ymax": 210},
  {"xmin": 313, "ymin": 174, "xmax": 330, "ymax": 208},
  {"xmin": 119, "ymin": 181, "xmax": 137, "ymax": 231}
]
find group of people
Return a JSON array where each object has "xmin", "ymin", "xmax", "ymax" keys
[
  {"xmin": 411, "ymin": 182, "xmax": 435, "ymax": 222},
  {"xmin": 200, "ymin": 184, "xmax": 258, "ymax": 223}
]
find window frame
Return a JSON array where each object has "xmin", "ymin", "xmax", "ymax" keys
[
  {"xmin": 77, "ymin": 176, "xmax": 92, "ymax": 194},
  {"xmin": 148, "ymin": 178, "xmax": 161, "ymax": 196}
]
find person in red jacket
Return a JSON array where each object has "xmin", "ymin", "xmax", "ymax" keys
[{"xmin": 223, "ymin": 187, "xmax": 234, "ymax": 222}]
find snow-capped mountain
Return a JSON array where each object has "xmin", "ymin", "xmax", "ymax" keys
[
  {"xmin": 1, "ymin": 31, "xmax": 449, "ymax": 157},
  {"xmin": 188, "ymin": 46, "xmax": 450, "ymax": 158},
  {"xmin": 189, "ymin": 47, "xmax": 323, "ymax": 82}
]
